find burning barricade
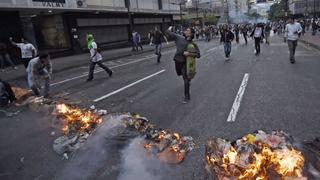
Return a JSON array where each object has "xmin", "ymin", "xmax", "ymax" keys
[
  {"xmin": 53, "ymin": 104, "xmax": 107, "ymax": 157},
  {"xmin": 122, "ymin": 113, "xmax": 195, "ymax": 164},
  {"xmin": 205, "ymin": 130, "xmax": 306, "ymax": 180}
]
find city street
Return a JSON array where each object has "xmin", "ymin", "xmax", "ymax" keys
[{"xmin": 1, "ymin": 34, "xmax": 320, "ymax": 180}]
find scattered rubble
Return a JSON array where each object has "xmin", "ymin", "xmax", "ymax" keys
[{"xmin": 122, "ymin": 113, "xmax": 195, "ymax": 164}]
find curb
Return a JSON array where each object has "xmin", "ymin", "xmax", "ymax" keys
[
  {"xmin": 5, "ymin": 44, "xmax": 176, "ymax": 81},
  {"xmin": 299, "ymin": 39, "xmax": 320, "ymax": 51}
]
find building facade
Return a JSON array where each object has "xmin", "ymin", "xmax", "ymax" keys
[
  {"xmin": 289, "ymin": 0, "xmax": 320, "ymax": 16},
  {"xmin": 0, "ymin": 0, "xmax": 180, "ymax": 57}
]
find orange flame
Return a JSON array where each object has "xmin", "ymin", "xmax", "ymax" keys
[
  {"xmin": 56, "ymin": 104, "xmax": 102, "ymax": 134},
  {"xmin": 206, "ymin": 143, "xmax": 305, "ymax": 179}
]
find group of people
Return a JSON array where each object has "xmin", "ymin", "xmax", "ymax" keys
[{"xmin": 1, "ymin": 15, "xmax": 306, "ymax": 106}]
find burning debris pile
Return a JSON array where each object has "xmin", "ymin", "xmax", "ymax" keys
[
  {"xmin": 205, "ymin": 130, "xmax": 305, "ymax": 180},
  {"xmin": 53, "ymin": 104, "xmax": 107, "ymax": 157},
  {"xmin": 122, "ymin": 113, "xmax": 195, "ymax": 164}
]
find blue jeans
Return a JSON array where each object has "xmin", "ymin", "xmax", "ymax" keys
[
  {"xmin": 27, "ymin": 69, "xmax": 50, "ymax": 97},
  {"xmin": 223, "ymin": 42, "xmax": 232, "ymax": 58},
  {"xmin": 155, "ymin": 44, "xmax": 162, "ymax": 62}
]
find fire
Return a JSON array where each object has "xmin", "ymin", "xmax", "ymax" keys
[
  {"xmin": 55, "ymin": 104, "xmax": 102, "ymax": 134},
  {"xmin": 206, "ymin": 132, "xmax": 305, "ymax": 179},
  {"xmin": 143, "ymin": 129, "xmax": 195, "ymax": 164}
]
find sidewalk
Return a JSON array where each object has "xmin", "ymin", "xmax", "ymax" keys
[
  {"xmin": 299, "ymin": 31, "xmax": 320, "ymax": 50},
  {"xmin": 0, "ymin": 42, "xmax": 175, "ymax": 82}
]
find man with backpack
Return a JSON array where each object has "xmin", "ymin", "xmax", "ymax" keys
[{"xmin": 86, "ymin": 34, "xmax": 113, "ymax": 82}]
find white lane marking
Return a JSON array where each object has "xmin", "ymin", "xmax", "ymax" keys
[
  {"xmin": 93, "ymin": 69, "xmax": 166, "ymax": 102},
  {"xmin": 226, "ymin": 73, "xmax": 250, "ymax": 122},
  {"xmin": 50, "ymin": 50, "xmax": 175, "ymax": 87},
  {"xmin": 206, "ymin": 47, "xmax": 218, "ymax": 53}
]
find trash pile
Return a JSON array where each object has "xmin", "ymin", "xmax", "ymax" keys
[
  {"xmin": 52, "ymin": 104, "xmax": 107, "ymax": 158},
  {"xmin": 205, "ymin": 130, "xmax": 305, "ymax": 180},
  {"xmin": 122, "ymin": 113, "xmax": 195, "ymax": 164},
  {"xmin": 302, "ymin": 137, "xmax": 320, "ymax": 179}
]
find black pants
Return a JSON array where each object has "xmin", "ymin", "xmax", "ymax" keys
[
  {"xmin": 254, "ymin": 37, "xmax": 261, "ymax": 54},
  {"xmin": 88, "ymin": 61, "xmax": 112, "ymax": 80},
  {"xmin": 22, "ymin": 58, "xmax": 32, "ymax": 68},
  {"xmin": 243, "ymin": 34, "xmax": 248, "ymax": 44},
  {"xmin": 175, "ymin": 61, "xmax": 190, "ymax": 99}
]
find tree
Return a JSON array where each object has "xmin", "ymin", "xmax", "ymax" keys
[
  {"xmin": 205, "ymin": 15, "xmax": 218, "ymax": 25},
  {"xmin": 268, "ymin": 0, "xmax": 287, "ymax": 20}
]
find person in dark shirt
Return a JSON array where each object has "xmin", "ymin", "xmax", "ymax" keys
[
  {"xmin": 0, "ymin": 40, "xmax": 17, "ymax": 71},
  {"xmin": 166, "ymin": 26, "xmax": 201, "ymax": 103},
  {"xmin": 0, "ymin": 79, "xmax": 16, "ymax": 106},
  {"xmin": 150, "ymin": 26, "xmax": 168, "ymax": 63},
  {"xmin": 220, "ymin": 25, "xmax": 235, "ymax": 60}
]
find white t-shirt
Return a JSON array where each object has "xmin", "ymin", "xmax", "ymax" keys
[
  {"xmin": 285, "ymin": 22, "xmax": 302, "ymax": 41},
  {"xmin": 254, "ymin": 27, "xmax": 262, "ymax": 38},
  {"xmin": 17, "ymin": 43, "xmax": 36, "ymax": 59},
  {"xmin": 90, "ymin": 42, "xmax": 102, "ymax": 62}
]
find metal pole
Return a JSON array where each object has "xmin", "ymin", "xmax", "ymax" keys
[{"xmin": 313, "ymin": 0, "xmax": 316, "ymax": 19}]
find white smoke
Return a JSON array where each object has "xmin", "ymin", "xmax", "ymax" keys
[
  {"xmin": 56, "ymin": 114, "xmax": 128, "ymax": 180},
  {"xmin": 118, "ymin": 137, "xmax": 168, "ymax": 180}
]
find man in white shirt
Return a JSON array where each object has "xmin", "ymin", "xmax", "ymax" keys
[
  {"xmin": 9, "ymin": 37, "xmax": 36, "ymax": 68},
  {"xmin": 26, "ymin": 54, "xmax": 52, "ymax": 98},
  {"xmin": 285, "ymin": 16, "xmax": 302, "ymax": 64},
  {"xmin": 86, "ymin": 34, "xmax": 112, "ymax": 82}
]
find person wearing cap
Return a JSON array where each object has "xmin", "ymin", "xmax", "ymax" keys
[{"xmin": 284, "ymin": 16, "xmax": 302, "ymax": 64}]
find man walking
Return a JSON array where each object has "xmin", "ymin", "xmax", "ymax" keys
[
  {"xmin": 26, "ymin": 54, "xmax": 51, "ymax": 98},
  {"xmin": 9, "ymin": 37, "xmax": 36, "ymax": 68},
  {"xmin": 220, "ymin": 25, "xmax": 234, "ymax": 60},
  {"xmin": 166, "ymin": 26, "xmax": 200, "ymax": 104},
  {"xmin": 241, "ymin": 25, "xmax": 248, "ymax": 45},
  {"xmin": 150, "ymin": 26, "xmax": 168, "ymax": 63},
  {"xmin": 234, "ymin": 24, "xmax": 240, "ymax": 44},
  {"xmin": 86, "ymin": 34, "xmax": 112, "ymax": 81},
  {"xmin": 265, "ymin": 23, "xmax": 272, "ymax": 44},
  {"xmin": 0, "ymin": 40, "xmax": 17, "ymax": 71},
  {"xmin": 284, "ymin": 16, "xmax": 302, "ymax": 64},
  {"xmin": 250, "ymin": 23, "xmax": 264, "ymax": 56}
]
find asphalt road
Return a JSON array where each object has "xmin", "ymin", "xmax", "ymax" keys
[{"xmin": 1, "ymin": 34, "xmax": 320, "ymax": 180}]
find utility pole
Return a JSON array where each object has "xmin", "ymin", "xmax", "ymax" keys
[
  {"xmin": 196, "ymin": 0, "xmax": 199, "ymax": 19},
  {"xmin": 313, "ymin": 0, "xmax": 316, "ymax": 19}
]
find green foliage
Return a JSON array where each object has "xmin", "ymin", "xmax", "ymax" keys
[
  {"xmin": 205, "ymin": 15, "xmax": 218, "ymax": 25},
  {"xmin": 268, "ymin": 0, "xmax": 287, "ymax": 20}
]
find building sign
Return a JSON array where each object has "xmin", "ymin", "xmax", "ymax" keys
[{"xmin": 32, "ymin": 0, "xmax": 66, "ymax": 7}]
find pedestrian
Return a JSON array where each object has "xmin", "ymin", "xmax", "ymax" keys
[
  {"xmin": 150, "ymin": 26, "xmax": 168, "ymax": 63},
  {"xmin": 241, "ymin": 25, "xmax": 248, "ymax": 45},
  {"xmin": 0, "ymin": 78, "xmax": 16, "ymax": 107},
  {"xmin": 0, "ymin": 40, "xmax": 17, "ymax": 71},
  {"xmin": 250, "ymin": 23, "xmax": 264, "ymax": 56},
  {"xmin": 9, "ymin": 37, "xmax": 36, "ymax": 69},
  {"xmin": 284, "ymin": 16, "xmax": 303, "ymax": 64},
  {"xmin": 26, "ymin": 53, "xmax": 52, "ymax": 98},
  {"xmin": 166, "ymin": 26, "xmax": 200, "ymax": 104},
  {"xmin": 234, "ymin": 24, "xmax": 240, "ymax": 44},
  {"xmin": 220, "ymin": 24, "xmax": 234, "ymax": 60},
  {"xmin": 86, "ymin": 34, "xmax": 112, "ymax": 82},
  {"xmin": 265, "ymin": 23, "xmax": 272, "ymax": 44},
  {"xmin": 136, "ymin": 31, "xmax": 143, "ymax": 51}
]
